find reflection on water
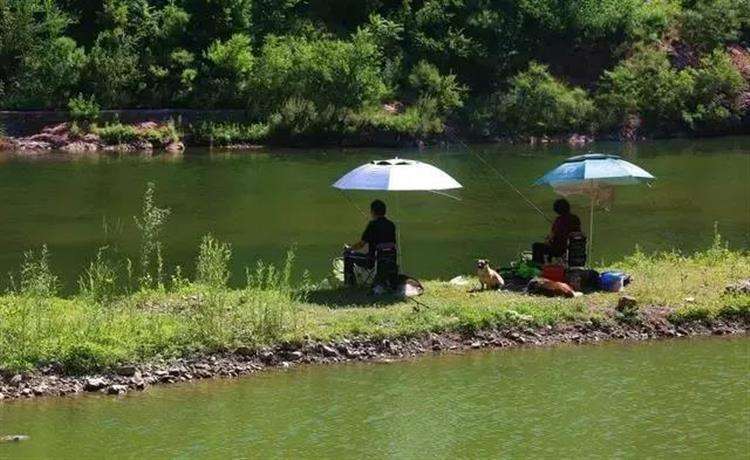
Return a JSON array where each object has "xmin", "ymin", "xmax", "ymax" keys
[
  {"xmin": 1, "ymin": 337, "xmax": 748, "ymax": 458},
  {"xmin": 0, "ymin": 136, "xmax": 747, "ymax": 291}
]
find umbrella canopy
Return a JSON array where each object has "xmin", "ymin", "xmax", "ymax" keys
[
  {"xmin": 535, "ymin": 153, "xmax": 654, "ymax": 188},
  {"xmin": 332, "ymin": 158, "xmax": 462, "ymax": 191},
  {"xmin": 534, "ymin": 153, "xmax": 655, "ymax": 261}
]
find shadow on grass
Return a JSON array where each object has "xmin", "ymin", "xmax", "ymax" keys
[{"xmin": 306, "ymin": 287, "xmax": 405, "ymax": 309}]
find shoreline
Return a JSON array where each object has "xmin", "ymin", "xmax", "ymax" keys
[
  {"xmin": 2, "ymin": 119, "xmax": 748, "ymax": 154},
  {"xmin": 1, "ymin": 309, "xmax": 746, "ymax": 403}
]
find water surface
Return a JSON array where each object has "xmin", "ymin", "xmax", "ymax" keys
[
  {"xmin": 0, "ymin": 137, "xmax": 747, "ymax": 290},
  {"xmin": 1, "ymin": 337, "xmax": 747, "ymax": 458}
]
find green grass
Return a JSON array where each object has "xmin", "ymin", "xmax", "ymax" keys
[{"xmin": 0, "ymin": 241, "xmax": 746, "ymax": 375}]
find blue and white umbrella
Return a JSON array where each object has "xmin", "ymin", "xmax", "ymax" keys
[{"xmin": 535, "ymin": 153, "xmax": 655, "ymax": 259}]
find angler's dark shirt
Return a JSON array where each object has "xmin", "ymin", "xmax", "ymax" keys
[
  {"xmin": 361, "ymin": 217, "xmax": 396, "ymax": 254},
  {"xmin": 550, "ymin": 213, "xmax": 581, "ymax": 255}
]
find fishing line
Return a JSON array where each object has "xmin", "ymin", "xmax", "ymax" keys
[
  {"xmin": 448, "ymin": 135, "xmax": 552, "ymax": 224},
  {"xmin": 338, "ymin": 189, "xmax": 367, "ymax": 218}
]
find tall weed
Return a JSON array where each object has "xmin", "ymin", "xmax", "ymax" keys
[
  {"xmin": 134, "ymin": 183, "xmax": 171, "ymax": 290},
  {"xmin": 78, "ymin": 246, "xmax": 118, "ymax": 304},
  {"xmin": 196, "ymin": 234, "xmax": 232, "ymax": 289},
  {"xmin": 9, "ymin": 245, "xmax": 59, "ymax": 298}
]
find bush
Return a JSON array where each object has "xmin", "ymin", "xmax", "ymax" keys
[
  {"xmin": 9, "ymin": 245, "xmax": 59, "ymax": 298},
  {"xmin": 495, "ymin": 62, "xmax": 595, "ymax": 136},
  {"xmin": 192, "ymin": 121, "xmax": 270, "ymax": 145},
  {"xmin": 598, "ymin": 46, "xmax": 747, "ymax": 134},
  {"xmin": 683, "ymin": 49, "xmax": 748, "ymax": 130},
  {"xmin": 680, "ymin": 0, "xmax": 750, "ymax": 51},
  {"xmin": 250, "ymin": 33, "xmax": 387, "ymax": 114},
  {"xmin": 94, "ymin": 123, "xmax": 139, "ymax": 144},
  {"xmin": 196, "ymin": 234, "xmax": 232, "ymax": 289},
  {"xmin": 597, "ymin": 47, "xmax": 694, "ymax": 133},
  {"xmin": 407, "ymin": 61, "xmax": 465, "ymax": 115},
  {"xmin": 134, "ymin": 183, "xmax": 171, "ymax": 290},
  {"xmin": 78, "ymin": 247, "xmax": 119, "ymax": 305},
  {"xmin": 68, "ymin": 93, "xmax": 100, "ymax": 124}
]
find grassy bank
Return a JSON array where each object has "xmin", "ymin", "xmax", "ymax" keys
[{"xmin": 0, "ymin": 232, "xmax": 747, "ymax": 375}]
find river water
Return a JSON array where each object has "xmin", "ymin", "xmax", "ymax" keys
[
  {"xmin": 0, "ymin": 137, "xmax": 747, "ymax": 291},
  {"xmin": 1, "ymin": 337, "xmax": 747, "ymax": 458}
]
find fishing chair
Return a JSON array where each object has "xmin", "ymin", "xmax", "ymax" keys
[
  {"xmin": 374, "ymin": 243, "xmax": 399, "ymax": 289},
  {"xmin": 566, "ymin": 232, "xmax": 587, "ymax": 268}
]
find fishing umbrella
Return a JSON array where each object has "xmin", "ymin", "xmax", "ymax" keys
[
  {"xmin": 333, "ymin": 158, "xmax": 463, "ymax": 266},
  {"xmin": 333, "ymin": 158, "xmax": 462, "ymax": 192},
  {"xmin": 534, "ymin": 153, "xmax": 655, "ymax": 259}
]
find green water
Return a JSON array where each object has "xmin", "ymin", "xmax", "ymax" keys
[
  {"xmin": 1, "ymin": 337, "xmax": 747, "ymax": 458},
  {"xmin": 0, "ymin": 137, "xmax": 747, "ymax": 290}
]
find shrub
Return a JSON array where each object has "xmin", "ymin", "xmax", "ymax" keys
[
  {"xmin": 250, "ymin": 33, "xmax": 387, "ymax": 114},
  {"xmin": 407, "ymin": 61, "xmax": 465, "ymax": 115},
  {"xmin": 134, "ymin": 183, "xmax": 171, "ymax": 290},
  {"xmin": 495, "ymin": 62, "xmax": 595, "ymax": 136},
  {"xmin": 191, "ymin": 121, "xmax": 270, "ymax": 146},
  {"xmin": 68, "ymin": 93, "xmax": 100, "ymax": 124},
  {"xmin": 203, "ymin": 33, "xmax": 255, "ymax": 107},
  {"xmin": 683, "ymin": 49, "xmax": 747, "ymax": 130},
  {"xmin": 680, "ymin": 0, "xmax": 750, "ymax": 51},
  {"xmin": 196, "ymin": 234, "xmax": 232, "ymax": 289},
  {"xmin": 9, "ymin": 245, "xmax": 59, "ymax": 298},
  {"xmin": 94, "ymin": 123, "xmax": 139, "ymax": 144},
  {"xmin": 596, "ymin": 47, "xmax": 694, "ymax": 133},
  {"xmin": 78, "ymin": 247, "xmax": 118, "ymax": 305}
]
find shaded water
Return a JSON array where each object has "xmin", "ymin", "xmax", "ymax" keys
[
  {"xmin": 1, "ymin": 337, "xmax": 748, "ymax": 458},
  {"xmin": 0, "ymin": 137, "xmax": 747, "ymax": 290}
]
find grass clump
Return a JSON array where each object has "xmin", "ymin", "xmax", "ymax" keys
[{"xmin": 191, "ymin": 121, "xmax": 269, "ymax": 146}]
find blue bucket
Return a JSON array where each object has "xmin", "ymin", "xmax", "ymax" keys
[{"xmin": 600, "ymin": 271, "xmax": 626, "ymax": 292}]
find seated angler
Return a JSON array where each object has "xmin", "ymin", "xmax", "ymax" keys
[
  {"xmin": 532, "ymin": 198, "xmax": 581, "ymax": 265},
  {"xmin": 344, "ymin": 199, "xmax": 398, "ymax": 289}
]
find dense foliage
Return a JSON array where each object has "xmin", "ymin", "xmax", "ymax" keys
[{"xmin": 1, "ymin": 0, "xmax": 748, "ymax": 140}]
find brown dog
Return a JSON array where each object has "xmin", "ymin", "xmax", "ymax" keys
[
  {"xmin": 526, "ymin": 277, "xmax": 580, "ymax": 298},
  {"xmin": 476, "ymin": 259, "xmax": 505, "ymax": 290}
]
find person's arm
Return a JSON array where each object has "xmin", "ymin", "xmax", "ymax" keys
[
  {"xmin": 347, "ymin": 240, "xmax": 367, "ymax": 251},
  {"xmin": 346, "ymin": 221, "xmax": 372, "ymax": 251}
]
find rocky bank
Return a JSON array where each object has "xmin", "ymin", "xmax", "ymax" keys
[
  {"xmin": 0, "ymin": 122, "xmax": 184, "ymax": 154},
  {"xmin": 0, "ymin": 304, "xmax": 746, "ymax": 403}
]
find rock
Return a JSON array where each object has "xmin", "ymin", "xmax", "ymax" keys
[
  {"xmin": 165, "ymin": 141, "xmax": 185, "ymax": 153},
  {"xmin": 20, "ymin": 388, "xmax": 32, "ymax": 397},
  {"xmin": 617, "ymin": 296, "xmax": 638, "ymax": 311},
  {"xmin": 320, "ymin": 344, "xmax": 339, "ymax": 357},
  {"xmin": 60, "ymin": 141, "xmax": 99, "ymax": 153},
  {"xmin": 43, "ymin": 123, "xmax": 69, "ymax": 135},
  {"xmin": 132, "ymin": 140, "xmax": 153, "ymax": 151},
  {"xmin": 116, "ymin": 365, "xmax": 138, "ymax": 377},
  {"xmin": 130, "ymin": 376, "xmax": 147, "ymax": 390},
  {"xmin": 84, "ymin": 377, "xmax": 107, "ymax": 392},
  {"xmin": 0, "ymin": 435, "xmax": 30, "ymax": 443},
  {"xmin": 9, "ymin": 374, "xmax": 23, "ymax": 386},
  {"xmin": 32, "ymin": 385, "xmax": 47, "ymax": 396},
  {"xmin": 235, "ymin": 346, "xmax": 254, "ymax": 357},
  {"xmin": 725, "ymin": 279, "xmax": 750, "ymax": 295},
  {"xmin": 287, "ymin": 351, "xmax": 304, "ymax": 361},
  {"xmin": 449, "ymin": 276, "xmax": 469, "ymax": 286},
  {"xmin": 106, "ymin": 384, "xmax": 128, "ymax": 395}
]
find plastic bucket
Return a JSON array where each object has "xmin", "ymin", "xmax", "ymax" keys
[
  {"xmin": 542, "ymin": 264, "xmax": 565, "ymax": 282},
  {"xmin": 600, "ymin": 271, "xmax": 625, "ymax": 292}
]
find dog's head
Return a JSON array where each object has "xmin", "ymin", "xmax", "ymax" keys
[{"xmin": 476, "ymin": 259, "xmax": 490, "ymax": 270}]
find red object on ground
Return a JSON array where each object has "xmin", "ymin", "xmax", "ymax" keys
[{"xmin": 542, "ymin": 264, "xmax": 565, "ymax": 282}]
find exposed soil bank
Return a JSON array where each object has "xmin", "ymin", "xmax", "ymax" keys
[{"xmin": 1, "ymin": 308, "xmax": 746, "ymax": 403}]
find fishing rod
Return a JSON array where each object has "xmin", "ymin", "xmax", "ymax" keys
[{"xmin": 448, "ymin": 135, "xmax": 553, "ymax": 224}]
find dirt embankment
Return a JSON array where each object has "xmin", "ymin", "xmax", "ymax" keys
[{"xmin": 0, "ymin": 307, "xmax": 746, "ymax": 403}]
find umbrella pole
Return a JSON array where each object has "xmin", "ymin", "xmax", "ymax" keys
[{"xmin": 588, "ymin": 194, "xmax": 594, "ymax": 264}]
